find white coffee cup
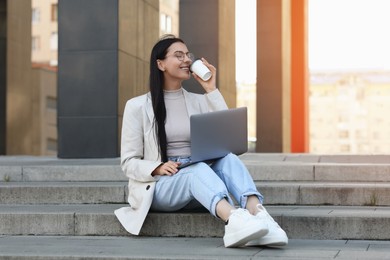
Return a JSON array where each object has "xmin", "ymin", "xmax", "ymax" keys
[{"xmin": 190, "ymin": 59, "xmax": 212, "ymax": 81}]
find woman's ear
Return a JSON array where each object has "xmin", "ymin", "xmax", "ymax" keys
[{"xmin": 157, "ymin": 60, "xmax": 165, "ymax": 72}]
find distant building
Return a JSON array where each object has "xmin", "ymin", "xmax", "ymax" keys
[
  {"xmin": 32, "ymin": 0, "xmax": 58, "ymax": 66},
  {"xmin": 237, "ymin": 81, "xmax": 256, "ymax": 140},
  {"xmin": 310, "ymin": 70, "xmax": 390, "ymax": 154}
]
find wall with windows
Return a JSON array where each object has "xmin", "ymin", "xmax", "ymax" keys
[
  {"xmin": 159, "ymin": 0, "xmax": 179, "ymax": 36},
  {"xmin": 32, "ymin": 0, "xmax": 57, "ymax": 66},
  {"xmin": 310, "ymin": 71, "xmax": 390, "ymax": 154}
]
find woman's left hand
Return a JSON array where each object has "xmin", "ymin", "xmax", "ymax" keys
[{"xmin": 192, "ymin": 58, "xmax": 217, "ymax": 93}]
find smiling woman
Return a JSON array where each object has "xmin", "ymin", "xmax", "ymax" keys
[{"xmin": 115, "ymin": 35, "xmax": 288, "ymax": 248}]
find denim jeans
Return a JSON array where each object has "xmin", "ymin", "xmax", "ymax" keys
[{"xmin": 150, "ymin": 153, "xmax": 264, "ymax": 217}]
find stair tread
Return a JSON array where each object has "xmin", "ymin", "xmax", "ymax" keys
[
  {"xmin": 0, "ymin": 204, "xmax": 389, "ymax": 215},
  {"xmin": 3, "ymin": 181, "xmax": 390, "ymax": 186}
]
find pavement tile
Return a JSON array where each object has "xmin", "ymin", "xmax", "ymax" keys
[
  {"xmin": 254, "ymin": 248, "xmax": 339, "ymax": 259},
  {"xmin": 1, "ymin": 236, "xmax": 390, "ymax": 259},
  {"xmin": 336, "ymin": 251, "xmax": 390, "ymax": 259}
]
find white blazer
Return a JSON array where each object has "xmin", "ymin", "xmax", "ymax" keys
[{"xmin": 115, "ymin": 88, "xmax": 228, "ymax": 235}]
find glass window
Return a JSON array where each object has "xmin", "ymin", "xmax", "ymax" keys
[
  {"xmin": 32, "ymin": 8, "xmax": 40, "ymax": 23},
  {"xmin": 160, "ymin": 13, "xmax": 172, "ymax": 34},
  {"xmin": 32, "ymin": 36, "xmax": 40, "ymax": 51},
  {"xmin": 50, "ymin": 32, "xmax": 58, "ymax": 51},
  {"xmin": 51, "ymin": 4, "xmax": 58, "ymax": 22}
]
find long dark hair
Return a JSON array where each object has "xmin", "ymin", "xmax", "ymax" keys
[{"xmin": 149, "ymin": 35, "xmax": 185, "ymax": 162}]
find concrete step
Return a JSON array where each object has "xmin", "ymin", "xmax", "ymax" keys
[
  {"xmin": 1, "ymin": 181, "xmax": 390, "ymax": 206},
  {"xmin": 246, "ymin": 161, "xmax": 390, "ymax": 182},
  {"xmin": 2, "ymin": 154, "xmax": 390, "ymax": 183},
  {"xmin": 259, "ymin": 181, "xmax": 390, "ymax": 206},
  {"xmin": 1, "ymin": 154, "xmax": 389, "ymax": 246},
  {"xmin": 1, "ymin": 204, "xmax": 390, "ymax": 240},
  {"xmin": 3, "ymin": 161, "xmax": 389, "ymax": 182},
  {"xmin": 239, "ymin": 153, "xmax": 390, "ymax": 163},
  {"xmin": 0, "ymin": 182, "xmax": 127, "ymax": 204},
  {"xmin": 2, "ymin": 236, "xmax": 390, "ymax": 260},
  {"xmin": 0, "ymin": 158, "xmax": 125, "ymax": 182}
]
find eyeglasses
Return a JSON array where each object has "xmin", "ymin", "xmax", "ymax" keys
[{"xmin": 166, "ymin": 51, "xmax": 195, "ymax": 62}]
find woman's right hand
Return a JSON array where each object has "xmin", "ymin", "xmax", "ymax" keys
[
  {"xmin": 192, "ymin": 58, "xmax": 217, "ymax": 93},
  {"xmin": 152, "ymin": 161, "xmax": 181, "ymax": 176}
]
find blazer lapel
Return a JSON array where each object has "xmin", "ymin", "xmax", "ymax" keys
[{"xmin": 145, "ymin": 93, "xmax": 155, "ymax": 124}]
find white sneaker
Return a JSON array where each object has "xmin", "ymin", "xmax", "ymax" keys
[
  {"xmin": 246, "ymin": 205, "xmax": 288, "ymax": 247},
  {"xmin": 223, "ymin": 208, "xmax": 269, "ymax": 248}
]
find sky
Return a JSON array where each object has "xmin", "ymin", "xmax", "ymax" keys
[
  {"xmin": 309, "ymin": 0, "xmax": 390, "ymax": 71},
  {"xmin": 236, "ymin": 0, "xmax": 390, "ymax": 80},
  {"xmin": 235, "ymin": 0, "xmax": 256, "ymax": 83}
]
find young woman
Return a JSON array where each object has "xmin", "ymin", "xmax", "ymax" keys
[{"xmin": 115, "ymin": 35, "xmax": 288, "ymax": 248}]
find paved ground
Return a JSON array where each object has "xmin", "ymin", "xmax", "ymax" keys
[{"xmin": 1, "ymin": 236, "xmax": 390, "ymax": 259}]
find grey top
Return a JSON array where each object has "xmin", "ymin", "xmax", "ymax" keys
[{"xmin": 164, "ymin": 88, "xmax": 191, "ymax": 157}]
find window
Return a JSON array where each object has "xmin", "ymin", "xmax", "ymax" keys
[
  {"xmin": 340, "ymin": 144, "xmax": 350, "ymax": 152},
  {"xmin": 32, "ymin": 36, "xmax": 40, "ymax": 51},
  {"xmin": 50, "ymin": 32, "xmax": 58, "ymax": 51},
  {"xmin": 32, "ymin": 8, "xmax": 40, "ymax": 23},
  {"xmin": 160, "ymin": 13, "xmax": 172, "ymax": 34},
  {"xmin": 338, "ymin": 130, "xmax": 349, "ymax": 139},
  {"xmin": 51, "ymin": 4, "xmax": 58, "ymax": 22}
]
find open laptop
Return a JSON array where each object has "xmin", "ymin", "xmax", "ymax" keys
[{"xmin": 178, "ymin": 107, "xmax": 248, "ymax": 169}]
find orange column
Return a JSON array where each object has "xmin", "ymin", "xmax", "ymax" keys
[{"xmin": 291, "ymin": 0, "xmax": 309, "ymax": 152}]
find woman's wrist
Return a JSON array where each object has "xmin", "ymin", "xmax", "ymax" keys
[{"xmin": 205, "ymin": 86, "xmax": 217, "ymax": 93}]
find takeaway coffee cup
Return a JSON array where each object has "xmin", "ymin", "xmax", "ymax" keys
[{"xmin": 190, "ymin": 59, "xmax": 212, "ymax": 81}]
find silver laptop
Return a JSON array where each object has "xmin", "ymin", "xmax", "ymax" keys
[{"xmin": 178, "ymin": 107, "xmax": 248, "ymax": 169}]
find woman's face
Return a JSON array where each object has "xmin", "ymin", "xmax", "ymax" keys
[{"xmin": 157, "ymin": 42, "xmax": 193, "ymax": 82}]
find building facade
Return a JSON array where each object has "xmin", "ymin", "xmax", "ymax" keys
[
  {"xmin": 1, "ymin": 0, "xmax": 237, "ymax": 157},
  {"xmin": 310, "ymin": 71, "xmax": 390, "ymax": 154},
  {"xmin": 10, "ymin": 0, "xmax": 389, "ymax": 157}
]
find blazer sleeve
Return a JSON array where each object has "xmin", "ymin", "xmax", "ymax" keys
[
  {"xmin": 204, "ymin": 89, "xmax": 229, "ymax": 111},
  {"xmin": 120, "ymin": 98, "xmax": 161, "ymax": 183}
]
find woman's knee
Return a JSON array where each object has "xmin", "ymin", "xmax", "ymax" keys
[
  {"xmin": 213, "ymin": 153, "xmax": 243, "ymax": 170},
  {"xmin": 216, "ymin": 153, "xmax": 239, "ymax": 165},
  {"xmin": 187, "ymin": 162, "xmax": 228, "ymax": 188},
  {"xmin": 225, "ymin": 152, "xmax": 240, "ymax": 162},
  {"xmin": 187, "ymin": 162, "xmax": 214, "ymax": 179}
]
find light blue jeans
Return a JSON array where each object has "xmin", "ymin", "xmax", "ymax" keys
[{"xmin": 150, "ymin": 153, "xmax": 264, "ymax": 217}]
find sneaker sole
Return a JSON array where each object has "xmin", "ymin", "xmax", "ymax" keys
[
  {"xmin": 224, "ymin": 224, "xmax": 268, "ymax": 248},
  {"xmin": 246, "ymin": 235, "xmax": 288, "ymax": 247}
]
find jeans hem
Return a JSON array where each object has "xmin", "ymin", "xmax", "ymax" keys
[
  {"xmin": 210, "ymin": 192, "xmax": 234, "ymax": 217},
  {"xmin": 240, "ymin": 191, "xmax": 264, "ymax": 209}
]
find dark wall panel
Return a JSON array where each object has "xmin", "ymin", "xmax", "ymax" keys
[
  {"xmin": 58, "ymin": 0, "xmax": 118, "ymax": 51},
  {"xmin": 179, "ymin": 0, "xmax": 219, "ymax": 94},
  {"xmin": 58, "ymin": 117, "xmax": 117, "ymax": 158},
  {"xmin": 58, "ymin": 51, "xmax": 117, "ymax": 117},
  {"xmin": 58, "ymin": 0, "xmax": 119, "ymax": 158}
]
